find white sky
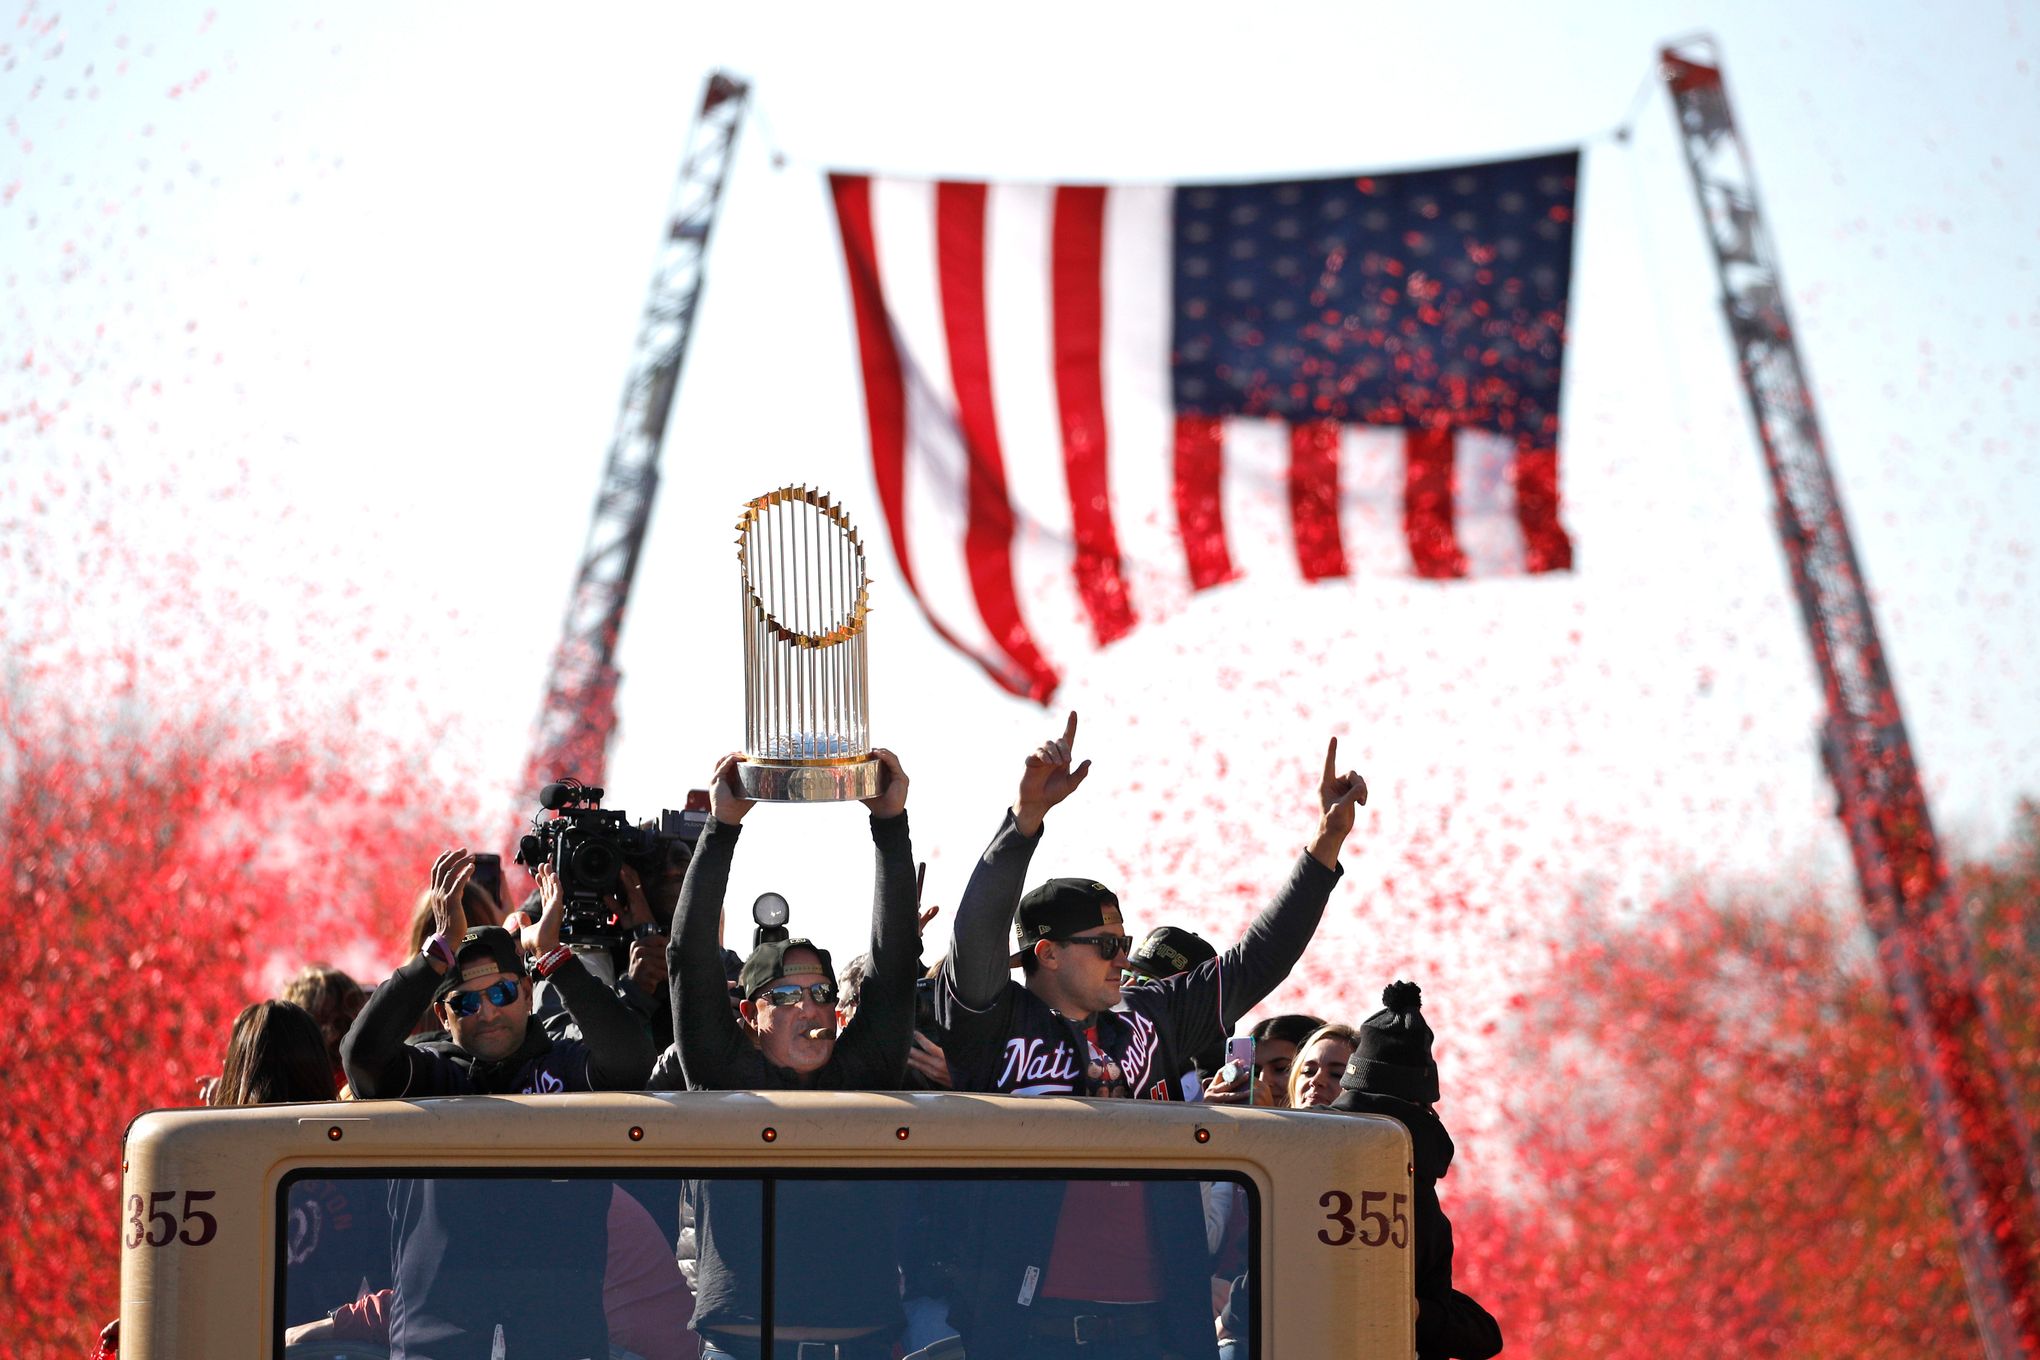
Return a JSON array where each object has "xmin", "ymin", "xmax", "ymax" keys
[{"xmin": 4, "ymin": 2, "xmax": 2036, "ymax": 1068}]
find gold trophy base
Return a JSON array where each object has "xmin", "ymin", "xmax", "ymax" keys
[{"xmin": 737, "ymin": 755, "xmax": 882, "ymax": 803}]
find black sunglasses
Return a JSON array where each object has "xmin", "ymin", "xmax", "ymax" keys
[
  {"xmin": 445, "ymin": 977, "xmax": 522, "ymax": 1018},
  {"xmin": 756, "ymin": 981, "xmax": 839, "ymax": 1008},
  {"xmin": 1055, "ymin": 933, "xmax": 1134, "ymax": 960}
]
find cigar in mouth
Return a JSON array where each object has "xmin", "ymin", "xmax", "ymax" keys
[{"xmin": 805, "ymin": 1026, "xmax": 834, "ymax": 1041}]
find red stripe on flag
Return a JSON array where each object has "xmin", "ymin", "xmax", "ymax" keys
[
  {"xmin": 829, "ymin": 175, "xmax": 1030, "ymax": 698},
  {"xmin": 935, "ymin": 181, "xmax": 1060, "ymax": 701},
  {"xmin": 1050, "ymin": 185, "xmax": 1137, "ymax": 646},
  {"xmin": 1172, "ymin": 415, "xmax": 1236, "ymax": 591},
  {"xmin": 828, "ymin": 175, "xmax": 914, "ymax": 595},
  {"xmin": 1514, "ymin": 444, "xmax": 1572, "ymax": 572},
  {"xmin": 1404, "ymin": 425, "xmax": 1468, "ymax": 579},
  {"xmin": 1288, "ymin": 419, "xmax": 1349, "ymax": 582}
]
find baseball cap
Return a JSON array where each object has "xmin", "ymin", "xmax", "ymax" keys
[
  {"xmin": 433, "ymin": 926, "xmax": 527, "ymax": 1001},
  {"xmin": 739, "ymin": 937, "xmax": 836, "ymax": 999},
  {"xmin": 1009, "ymin": 877, "xmax": 1123, "ymax": 967},
  {"xmin": 1124, "ymin": 925, "xmax": 1217, "ymax": 981}
]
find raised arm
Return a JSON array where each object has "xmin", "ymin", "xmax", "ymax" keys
[
  {"xmin": 341, "ymin": 849, "xmax": 471, "ymax": 1098},
  {"xmin": 665, "ymin": 754, "xmax": 754, "ymax": 1090},
  {"xmin": 942, "ymin": 712, "xmax": 1091, "ymax": 1010},
  {"xmin": 1151, "ymin": 738, "xmax": 1367, "ymax": 1054},
  {"xmin": 834, "ymin": 749, "xmax": 919, "ymax": 1087}
]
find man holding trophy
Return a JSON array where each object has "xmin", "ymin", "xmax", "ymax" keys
[
  {"xmin": 655, "ymin": 485, "xmax": 921, "ymax": 1360},
  {"xmin": 664, "ymin": 745, "xmax": 916, "ymax": 1092}
]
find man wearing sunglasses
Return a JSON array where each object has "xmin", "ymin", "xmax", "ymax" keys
[
  {"xmin": 933, "ymin": 712, "xmax": 1367, "ymax": 1360},
  {"xmin": 343, "ymin": 851, "xmax": 657, "ymax": 1097},
  {"xmin": 657, "ymin": 747, "xmax": 918, "ymax": 1360},
  {"xmin": 339, "ymin": 852, "xmax": 659, "ymax": 1360},
  {"xmin": 938, "ymin": 712, "xmax": 1365, "ymax": 1103}
]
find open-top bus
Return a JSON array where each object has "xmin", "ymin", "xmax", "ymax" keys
[{"xmin": 119, "ymin": 1089, "xmax": 1415, "ymax": 1357}]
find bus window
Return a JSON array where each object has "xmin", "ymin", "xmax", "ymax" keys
[
  {"xmin": 124, "ymin": 1092, "xmax": 1411, "ymax": 1357},
  {"xmin": 275, "ymin": 1169, "xmax": 1257, "ymax": 1360}
]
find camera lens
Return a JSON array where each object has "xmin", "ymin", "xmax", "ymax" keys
[{"xmin": 570, "ymin": 839, "xmax": 620, "ymax": 891}]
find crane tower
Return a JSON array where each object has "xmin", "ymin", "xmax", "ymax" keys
[
  {"xmin": 520, "ymin": 71, "xmax": 749, "ymax": 801},
  {"xmin": 1662, "ymin": 39, "xmax": 2039, "ymax": 1357}
]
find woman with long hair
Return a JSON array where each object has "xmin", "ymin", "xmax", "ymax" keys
[
  {"xmin": 208, "ymin": 999, "xmax": 338, "ymax": 1106},
  {"xmin": 1287, "ymin": 1022, "xmax": 1361, "ymax": 1109}
]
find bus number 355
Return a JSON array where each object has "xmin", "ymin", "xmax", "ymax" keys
[
  {"xmin": 1318, "ymin": 1189, "xmax": 1409, "ymax": 1248},
  {"xmin": 125, "ymin": 1190, "xmax": 219, "ymax": 1249}
]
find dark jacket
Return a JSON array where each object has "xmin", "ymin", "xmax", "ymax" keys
[
  {"xmin": 655, "ymin": 810, "xmax": 918, "ymax": 1339},
  {"xmin": 657, "ymin": 810, "xmax": 919, "ymax": 1093},
  {"xmin": 936, "ymin": 808, "xmax": 1341, "ymax": 1360},
  {"xmin": 1330, "ymin": 1088, "xmax": 1502, "ymax": 1360},
  {"xmin": 937, "ymin": 810, "xmax": 1342, "ymax": 1099},
  {"xmin": 341, "ymin": 953, "xmax": 654, "ymax": 1097},
  {"xmin": 533, "ymin": 952, "xmax": 674, "ymax": 1055}
]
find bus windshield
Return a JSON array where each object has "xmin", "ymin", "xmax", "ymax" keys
[{"xmin": 281, "ymin": 1168, "xmax": 1257, "ymax": 1360}]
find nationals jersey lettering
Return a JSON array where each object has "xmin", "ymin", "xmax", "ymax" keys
[{"xmin": 991, "ymin": 1011, "xmax": 1165, "ymax": 1097}]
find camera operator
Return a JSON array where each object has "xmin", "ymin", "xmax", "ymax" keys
[
  {"xmin": 526, "ymin": 859, "xmax": 674, "ymax": 1049},
  {"xmin": 512, "ymin": 790, "xmax": 712, "ymax": 1060},
  {"xmin": 934, "ymin": 712, "xmax": 1367, "ymax": 1360},
  {"xmin": 657, "ymin": 748, "xmax": 919, "ymax": 1360},
  {"xmin": 342, "ymin": 850, "xmax": 655, "ymax": 1098}
]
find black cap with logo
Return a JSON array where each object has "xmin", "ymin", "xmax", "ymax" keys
[
  {"xmin": 1124, "ymin": 925, "xmax": 1217, "ymax": 981},
  {"xmin": 432, "ymin": 926, "xmax": 528, "ymax": 1001},
  {"xmin": 1009, "ymin": 877, "xmax": 1122, "ymax": 967}
]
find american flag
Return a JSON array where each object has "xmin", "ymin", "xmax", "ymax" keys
[{"xmin": 829, "ymin": 151, "xmax": 1579, "ymax": 702}]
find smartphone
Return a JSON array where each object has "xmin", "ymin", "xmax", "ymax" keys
[
  {"xmin": 471, "ymin": 852, "xmax": 504, "ymax": 909},
  {"xmin": 1219, "ymin": 1035, "xmax": 1257, "ymax": 1104}
]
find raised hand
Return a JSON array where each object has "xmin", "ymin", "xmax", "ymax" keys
[
  {"xmin": 710, "ymin": 752, "xmax": 756, "ymax": 826},
  {"xmin": 1014, "ymin": 710, "xmax": 1092, "ymax": 837},
  {"xmin": 861, "ymin": 747, "xmax": 910, "ymax": 819},
  {"xmin": 532, "ymin": 863, "xmax": 566, "ymax": 958},
  {"xmin": 426, "ymin": 850, "xmax": 475, "ymax": 957},
  {"xmin": 1309, "ymin": 736, "xmax": 1368, "ymax": 870}
]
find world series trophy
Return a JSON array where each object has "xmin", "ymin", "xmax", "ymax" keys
[{"xmin": 734, "ymin": 485, "xmax": 881, "ymax": 801}]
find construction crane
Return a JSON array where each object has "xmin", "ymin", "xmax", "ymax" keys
[
  {"xmin": 519, "ymin": 71, "xmax": 749, "ymax": 805},
  {"xmin": 1661, "ymin": 38, "xmax": 2039, "ymax": 1358}
]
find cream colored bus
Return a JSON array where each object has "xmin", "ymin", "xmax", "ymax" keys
[{"xmin": 119, "ymin": 1090, "xmax": 1415, "ymax": 1358}]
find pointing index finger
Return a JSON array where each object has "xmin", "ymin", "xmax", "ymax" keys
[
  {"xmin": 1062, "ymin": 710, "xmax": 1079, "ymax": 747},
  {"xmin": 1323, "ymin": 736, "xmax": 1338, "ymax": 784}
]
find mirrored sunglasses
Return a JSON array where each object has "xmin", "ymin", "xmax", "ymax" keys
[
  {"xmin": 757, "ymin": 981, "xmax": 838, "ymax": 1008},
  {"xmin": 445, "ymin": 977, "xmax": 522, "ymax": 1018},
  {"xmin": 1058, "ymin": 933, "xmax": 1134, "ymax": 960}
]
